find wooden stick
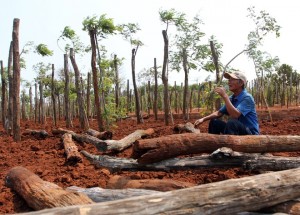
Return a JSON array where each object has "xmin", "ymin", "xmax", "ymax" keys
[{"xmin": 5, "ymin": 166, "xmax": 94, "ymax": 211}]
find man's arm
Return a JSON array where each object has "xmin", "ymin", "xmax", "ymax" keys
[
  {"xmin": 215, "ymin": 87, "xmax": 241, "ymax": 119},
  {"xmin": 194, "ymin": 110, "xmax": 223, "ymax": 127}
]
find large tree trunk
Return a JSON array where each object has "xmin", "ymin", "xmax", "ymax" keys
[
  {"xmin": 5, "ymin": 166, "xmax": 93, "ymax": 211},
  {"xmin": 51, "ymin": 64, "xmax": 57, "ymax": 127},
  {"xmin": 162, "ymin": 30, "xmax": 169, "ymax": 126},
  {"xmin": 12, "ymin": 18, "xmax": 21, "ymax": 141},
  {"xmin": 133, "ymin": 133, "xmax": 300, "ymax": 164},
  {"xmin": 131, "ymin": 48, "xmax": 143, "ymax": 124},
  {"xmin": 153, "ymin": 58, "xmax": 158, "ymax": 120},
  {"xmin": 69, "ymin": 48, "xmax": 89, "ymax": 130},
  {"xmin": 13, "ymin": 168, "xmax": 300, "ymax": 215},
  {"xmin": 182, "ymin": 48, "xmax": 189, "ymax": 121},
  {"xmin": 106, "ymin": 175, "xmax": 195, "ymax": 192},
  {"xmin": 7, "ymin": 41, "xmax": 13, "ymax": 135},
  {"xmin": 86, "ymin": 72, "xmax": 91, "ymax": 119},
  {"xmin": 39, "ymin": 81, "xmax": 45, "ymax": 125},
  {"xmin": 89, "ymin": 30, "xmax": 103, "ymax": 131},
  {"xmin": 114, "ymin": 54, "xmax": 119, "ymax": 110},
  {"xmin": 1, "ymin": 61, "xmax": 7, "ymax": 128},
  {"xmin": 64, "ymin": 54, "xmax": 72, "ymax": 128}
]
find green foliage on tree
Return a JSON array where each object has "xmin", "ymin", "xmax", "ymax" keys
[{"xmin": 35, "ymin": 44, "xmax": 53, "ymax": 56}]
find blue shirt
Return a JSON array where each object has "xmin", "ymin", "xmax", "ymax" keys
[{"xmin": 219, "ymin": 89, "xmax": 259, "ymax": 135}]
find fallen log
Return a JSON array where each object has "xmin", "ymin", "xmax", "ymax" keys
[
  {"xmin": 85, "ymin": 128, "xmax": 113, "ymax": 140},
  {"xmin": 106, "ymin": 175, "xmax": 195, "ymax": 191},
  {"xmin": 62, "ymin": 133, "xmax": 82, "ymax": 165},
  {"xmin": 173, "ymin": 122, "xmax": 200, "ymax": 134},
  {"xmin": 14, "ymin": 168, "xmax": 300, "ymax": 215},
  {"xmin": 100, "ymin": 128, "xmax": 155, "ymax": 152},
  {"xmin": 66, "ymin": 186, "xmax": 296, "ymax": 214},
  {"xmin": 81, "ymin": 148, "xmax": 244, "ymax": 171},
  {"xmin": 5, "ymin": 166, "xmax": 94, "ymax": 211},
  {"xmin": 82, "ymin": 147, "xmax": 300, "ymax": 172},
  {"xmin": 133, "ymin": 133, "xmax": 300, "ymax": 164},
  {"xmin": 67, "ymin": 186, "xmax": 162, "ymax": 203},
  {"xmin": 52, "ymin": 128, "xmax": 107, "ymax": 151},
  {"xmin": 22, "ymin": 129, "xmax": 49, "ymax": 139}
]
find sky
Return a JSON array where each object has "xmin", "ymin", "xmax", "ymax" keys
[{"xmin": 1, "ymin": 0, "xmax": 300, "ymax": 89}]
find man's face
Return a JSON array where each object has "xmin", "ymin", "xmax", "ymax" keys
[{"xmin": 228, "ymin": 77, "xmax": 243, "ymax": 91}]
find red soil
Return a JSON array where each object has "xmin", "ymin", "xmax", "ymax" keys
[{"xmin": 0, "ymin": 107, "xmax": 300, "ymax": 214}]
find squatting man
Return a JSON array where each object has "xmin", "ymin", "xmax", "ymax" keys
[{"xmin": 194, "ymin": 71, "xmax": 259, "ymax": 135}]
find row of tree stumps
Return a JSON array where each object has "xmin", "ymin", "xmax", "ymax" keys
[{"xmin": 5, "ymin": 123, "xmax": 300, "ymax": 214}]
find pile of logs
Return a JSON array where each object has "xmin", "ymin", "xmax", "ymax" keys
[{"xmin": 7, "ymin": 122, "xmax": 300, "ymax": 214}]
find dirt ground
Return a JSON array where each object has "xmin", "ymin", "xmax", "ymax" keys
[{"xmin": 1, "ymin": 107, "xmax": 300, "ymax": 214}]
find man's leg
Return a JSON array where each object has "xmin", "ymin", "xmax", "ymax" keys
[
  {"xmin": 208, "ymin": 119, "xmax": 226, "ymax": 134},
  {"xmin": 224, "ymin": 119, "xmax": 252, "ymax": 135}
]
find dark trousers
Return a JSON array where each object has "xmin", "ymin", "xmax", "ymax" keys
[{"xmin": 208, "ymin": 119, "xmax": 252, "ymax": 135}]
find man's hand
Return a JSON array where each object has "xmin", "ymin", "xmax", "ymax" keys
[
  {"xmin": 194, "ymin": 118, "xmax": 204, "ymax": 127},
  {"xmin": 214, "ymin": 86, "xmax": 228, "ymax": 99}
]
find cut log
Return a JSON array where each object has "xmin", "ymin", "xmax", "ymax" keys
[
  {"xmin": 5, "ymin": 166, "xmax": 93, "ymax": 211},
  {"xmin": 173, "ymin": 122, "xmax": 200, "ymax": 134},
  {"xmin": 62, "ymin": 133, "xmax": 82, "ymax": 165},
  {"xmin": 13, "ymin": 168, "xmax": 300, "ymax": 215},
  {"xmin": 53, "ymin": 128, "xmax": 154, "ymax": 152},
  {"xmin": 85, "ymin": 128, "xmax": 113, "ymax": 140},
  {"xmin": 133, "ymin": 133, "xmax": 300, "ymax": 164},
  {"xmin": 106, "ymin": 175, "xmax": 195, "ymax": 191},
  {"xmin": 99, "ymin": 128, "xmax": 155, "ymax": 152},
  {"xmin": 82, "ymin": 148, "xmax": 300, "ymax": 172},
  {"xmin": 67, "ymin": 186, "xmax": 162, "ymax": 203},
  {"xmin": 81, "ymin": 148, "xmax": 243, "ymax": 171},
  {"xmin": 52, "ymin": 128, "xmax": 107, "ymax": 151},
  {"xmin": 22, "ymin": 129, "xmax": 49, "ymax": 139}
]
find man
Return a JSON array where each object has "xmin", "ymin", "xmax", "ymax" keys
[{"xmin": 194, "ymin": 71, "xmax": 259, "ymax": 135}]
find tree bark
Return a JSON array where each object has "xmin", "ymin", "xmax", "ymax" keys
[
  {"xmin": 64, "ymin": 54, "xmax": 72, "ymax": 128},
  {"xmin": 5, "ymin": 166, "xmax": 93, "ymax": 211},
  {"xmin": 7, "ymin": 41, "xmax": 13, "ymax": 135},
  {"xmin": 1, "ymin": 61, "xmax": 7, "ymax": 128},
  {"xmin": 89, "ymin": 30, "xmax": 103, "ymax": 131},
  {"xmin": 51, "ymin": 64, "xmax": 57, "ymax": 127},
  {"xmin": 12, "ymin": 18, "xmax": 21, "ymax": 141},
  {"xmin": 69, "ymin": 48, "xmax": 89, "ymax": 130},
  {"xmin": 39, "ymin": 81, "xmax": 45, "ymax": 125},
  {"xmin": 62, "ymin": 133, "xmax": 82, "ymax": 164},
  {"xmin": 153, "ymin": 58, "xmax": 158, "ymax": 120},
  {"xmin": 13, "ymin": 168, "xmax": 300, "ymax": 215},
  {"xmin": 106, "ymin": 175, "xmax": 195, "ymax": 192},
  {"xmin": 133, "ymin": 133, "xmax": 300, "ymax": 164},
  {"xmin": 86, "ymin": 72, "xmax": 91, "ymax": 119},
  {"xmin": 114, "ymin": 54, "xmax": 119, "ymax": 110},
  {"xmin": 162, "ymin": 30, "xmax": 169, "ymax": 125},
  {"xmin": 131, "ymin": 48, "xmax": 143, "ymax": 124}
]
